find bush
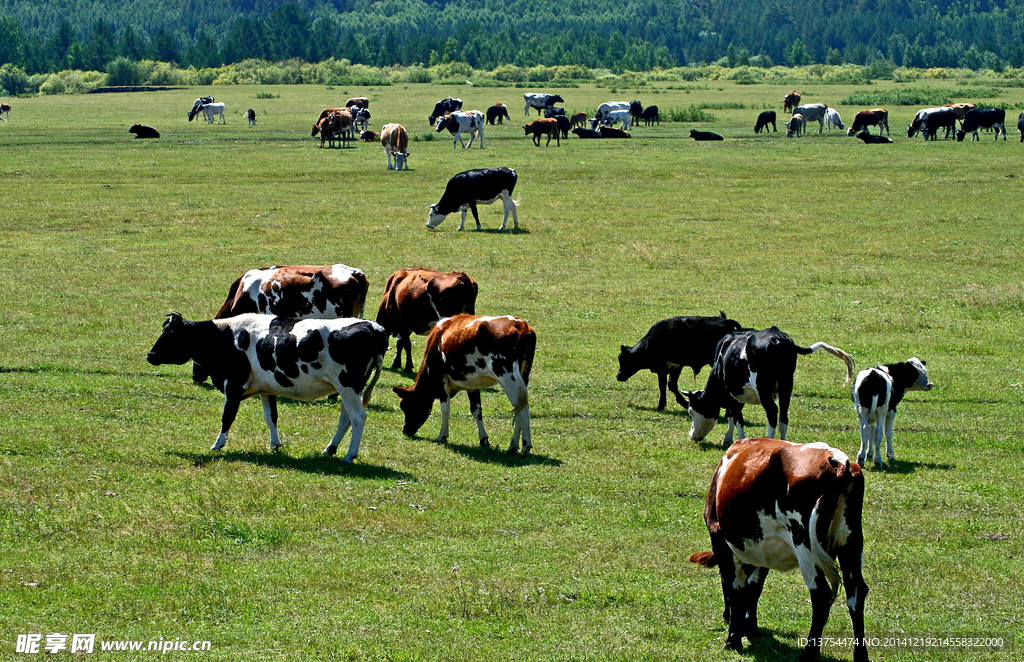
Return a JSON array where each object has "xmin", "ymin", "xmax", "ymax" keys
[
  {"xmin": 839, "ymin": 87, "xmax": 1002, "ymax": 106},
  {"xmin": 400, "ymin": 66, "xmax": 434, "ymax": 83},
  {"xmin": 39, "ymin": 70, "xmax": 99, "ymax": 95},
  {"xmin": 662, "ymin": 105, "xmax": 718, "ymax": 122},
  {"xmin": 492, "ymin": 64, "xmax": 526, "ymax": 82},
  {"xmin": 105, "ymin": 57, "xmax": 144, "ymax": 86},
  {"xmin": 0, "ymin": 63, "xmax": 31, "ymax": 95}
]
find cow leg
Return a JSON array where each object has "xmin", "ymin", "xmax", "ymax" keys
[
  {"xmin": 457, "ymin": 209, "xmax": 468, "ymax": 231},
  {"xmin": 667, "ymin": 365, "xmax": 688, "ymax": 408},
  {"xmin": 329, "ymin": 388, "xmax": 366, "ymax": 464},
  {"xmin": 742, "ymin": 566, "xmax": 769, "ymax": 638},
  {"xmin": 776, "ymin": 377, "xmax": 793, "ymax": 440},
  {"xmin": 838, "ymin": 494, "xmax": 870, "ymax": 662},
  {"xmin": 261, "ymin": 395, "xmax": 281, "ymax": 452},
  {"xmin": 468, "ymin": 203, "xmax": 482, "ymax": 231},
  {"xmin": 723, "ymin": 404, "xmax": 744, "ymax": 446},
  {"xmin": 500, "ymin": 369, "xmax": 531, "ymax": 456},
  {"xmin": 884, "ymin": 409, "xmax": 897, "ymax": 461},
  {"xmin": 402, "ymin": 333, "xmax": 415, "ymax": 373},
  {"xmin": 758, "ymin": 385, "xmax": 780, "ymax": 438},
  {"xmin": 467, "ymin": 390, "xmax": 489, "ymax": 447},
  {"xmin": 795, "ymin": 545, "xmax": 836, "ymax": 662},
  {"xmin": 436, "ymin": 388, "xmax": 452, "ymax": 444},
  {"xmin": 656, "ymin": 371, "xmax": 669, "ymax": 410},
  {"xmin": 213, "ymin": 393, "xmax": 242, "ymax": 451},
  {"xmin": 386, "ymin": 151, "xmax": 394, "ymax": 169},
  {"xmin": 192, "ymin": 363, "xmax": 209, "ymax": 383},
  {"xmin": 856, "ymin": 407, "xmax": 872, "ymax": 465},
  {"xmin": 498, "ymin": 192, "xmax": 514, "ymax": 231},
  {"xmin": 720, "ymin": 553, "xmax": 749, "ymax": 652}
]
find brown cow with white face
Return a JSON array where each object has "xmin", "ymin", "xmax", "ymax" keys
[
  {"xmin": 375, "ymin": 268, "xmax": 478, "ymax": 373},
  {"xmin": 380, "ymin": 123, "xmax": 409, "ymax": 170},
  {"xmin": 691, "ymin": 438, "xmax": 869, "ymax": 662}
]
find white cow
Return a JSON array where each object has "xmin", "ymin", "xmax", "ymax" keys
[
  {"xmin": 791, "ymin": 103, "xmax": 828, "ymax": 133},
  {"xmin": 200, "ymin": 102, "xmax": 226, "ymax": 124},
  {"xmin": 380, "ymin": 123, "xmax": 409, "ymax": 170},
  {"xmin": 594, "ymin": 101, "xmax": 631, "ymax": 126},
  {"xmin": 435, "ymin": 110, "xmax": 485, "ymax": 149},
  {"xmin": 590, "ymin": 108, "xmax": 631, "ymax": 130},
  {"xmin": 824, "ymin": 108, "xmax": 844, "ymax": 131},
  {"xmin": 523, "ymin": 93, "xmax": 564, "ymax": 116}
]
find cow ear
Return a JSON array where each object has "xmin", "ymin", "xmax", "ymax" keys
[
  {"xmin": 620, "ymin": 345, "xmax": 629, "ymax": 353},
  {"xmin": 720, "ymin": 311, "xmax": 728, "ymax": 318}
]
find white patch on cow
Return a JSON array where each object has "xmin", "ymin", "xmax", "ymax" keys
[
  {"xmin": 688, "ymin": 407, "xmax": 716, "ymax": 441},
  {"xmin": 330, "ymin": 264, "xmax": 361, "ymax": 283},
  {"xmin": 735, "ymin": 368, "xmax": 761, "ymax": 404},
  {"xmin": 801, "ymin": 441, "xmax": 849, "ymax": 465},
  {"xmin": 729, "ymin": 508, "xmax": 801, "ymax": 573}
]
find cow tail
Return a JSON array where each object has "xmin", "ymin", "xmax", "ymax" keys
[
  {"xmin": 214, "ymin": 275, "xmax": 244, "ymax": 319},
  {"xmin": 689, "ymin": 551, "xmax": 717, "ymax": 568},
  {"xmin": 809, "ymin": 499, "xmax": 843, "ymax": 603},
  {"xmin": 510, "ymin": 327, "xmax": 536, "ymax": 419},
  {"xmin": 796, "ymin": 342, "xmax": 856, "ymax": 384},
  {"xmin": 361, "ymin": 327, "xmax": 388, "ymax": 407}
]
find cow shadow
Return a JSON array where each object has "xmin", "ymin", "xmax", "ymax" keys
[
  {"xmin": 630, "ymin": 403, "xmax": 691, "ymax": 418},
  {"xmin": 474, "ymin": 227, "xmax": 531, "ymax": 235},
  {"xmin": 169, "ymin": 450, "xmax": 413, "ymax": 480},
  {"xmin": 864, "ymin": 458, "xmax": 956, "ymax": 474},
  {"xmin": 402, "ymin": 434, "xmax": 561, "ymax": 467},
  {"xmin": 739, "ymin": 629, "xmax": 848, "ymax": 662}
]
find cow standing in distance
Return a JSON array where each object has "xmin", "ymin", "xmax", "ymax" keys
[
  {"xmin": 629, "ymin": 100, "xmax": 643, "ymax": 123},
  {"xmin": 846, "ymin": 108, "xmax": 889, "ymax": 137},
  {"xmin": 187, "ymin": 96, "xmax": 214, "ymax": 122},
  {"xmin": 824, "ymin": 108, "xmax": 844, "ymax": 131},
  {"xmin": 569, "ymin": 112, "xmax": 588, "ymax": 130},
  {"xmin": 428, "ymin": 97, "xmax": 462, "ymax": 124},
  {"xmin": 684, "ymin": 327, "xmax": 856, "ymax": 447},
  {"xmin": 148, "ymin": 313, "xmax": 388, "ymax": 463},
  {"xmin": 853, "ymin": 358, "xmax": 933, "ymax": 468},
  {"xmin": 754, "ymin": 110, "xmax": 776, "ymax": 133},
  {"xmin": 957, "ymin": 108, "xmax": 1006, "ymax": 141},
  {"xmin": 640, "ymin": 106, "xmax": 659, "ymax": 126},
  {"xmin": 524, "ymin": 93, "xmax": 564, "ymax": 116},
  {"xmin": 591, "ymin": 108, "xmax": 631, "ymax": 130},
  {"xmin": 198, "ymin": 102, "xmax": 226, "ymax": 124},
  {"xmin": 907, "ymin": 107, "xmax": 949, "ymax": 139},
  {"xmin": 616, "ymin": 313, "xmax": 743, "ymax": 411},
  {"xmin": 786, "ymin": 114, "xmax": 805, "ymax": 138},
  {"xmin": 1, "ymin": 102, "xmax": 12, "ymax": 121},
  {"xmin": 375, "ymin": 268, "xmax": 478, "ymax": 373},
  {"xmin": 392, "ymin": 314, "xmax": 537, "ymax": 457},
  {"xmin": 346, "ymin": 97, "xmax": 369, "ymax": 110},
  {"xmin": 427, "ymin": 167, "xmax": 519, "ymax": 231},
  {"xmin": 690, "ymin": 437, "xmax": 869, "ymax": 662},
  {"xmin": 524, "ymin": 118, "xmax": 560, "ymax": 146},
  {"xmin": 486, "ymin": 103, "xmax": 510, "ymax": 125},
  {"xmin": 380, "ymin": 123, "xmax": 409, "ymax": 170},
  {"xmin": 435, "ymin": 110, "xmax": 485, "ymax": 149},
  {"xmin": 353, "ymin": 108, "xmax": 371, "ymax": 132},
  {"xmin": 594, "ymin": 101, "xmax": 631, "ymax": 127},
  {"xmin": 783, "ymin": 90, "xmax": 802, "ymax": 113},
  {"xmin": 792, "ymin": 104, "xmax": 828, "ymax": 133},
  {"xmin": 244, "ymin": 108, "xmax": 256, "ymax": 126},
  {"xmin": 1018, "ymin": 111, "xmax": 1024, "ymax": 141}
]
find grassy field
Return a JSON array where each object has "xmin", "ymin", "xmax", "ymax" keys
[{"xmin": 1, "ymin": 80, "xmax": 1022, "ymax": 661}]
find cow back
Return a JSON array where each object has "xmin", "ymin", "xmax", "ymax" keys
[
  {"xmin": 376, "ymin": 268, "xmax": 478, "ymax": 337},
  {"xmin": 217, "ymin": 265, "xmax": 367, "ymax": 320}
]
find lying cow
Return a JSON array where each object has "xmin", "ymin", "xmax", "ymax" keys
[
  {"xmin": 685, "ymin": 327, "xmax": 855, "ymax": 447},
  {"xmin": 754, "ymin": 110, "xmax": 776, "ymax": 133},
  {"xmin": 853, "ymin": 357, "xmax": 933, "ymax": 468},
  {"xmin": 523, "ymin": 118, "xmax": 560, "ymax": 146},
  {"xmin": 129, "ymin": 124, "xmax": 159, "ymax": 139},
  {"xmin": 855, "ymin": 131, "xmax": 892, "ymax": 144},
  {"xmin": 380, "ymin": 123, "xmax": 409, "ymax": 170},
  {"xmin": 957, "ymin": 108, "xmax": 1006, "ymax": 142},
  {"xmin": 435, "ymin": 110, "xmax": 485, "ymax": 149},
  {"xmin": 147, "ymin": 313, "xmax": 387, "ymax": 463},
  {"xmin": 846, "ymin": 108, "xmax": 888, "ymax": 137},
  {"xmin": 617, "ymin": 313, "xmax": 742, "ymax": 410},
  {"xmin": 573, "ymin": 127, "xmax": 602, "ymax": 139},
  {"xmin": 691, "ymin": 437, "xmax": 869, "ymax": 662},
  {"xmin": 392, "ymin": 314, "xmax": 536, "ymax": 456},
  {"xmin": 427, "ymin": 167, "xmax": 519, "ymax": 231},
  {"xmin": 600, "ymin": 126, "xmax": 631, "ymax": 138},
  {"xmin": 375, "ymin": 268, "xmax": 478, "ymax": 373},
  {"xmin": 691, "ymin": 129, "xmax": 723, "ymax": 141},
  {"xmin": 543, "ymin": 107, "xmax": 566, "ymax": 118},
  {"xmin": 360, "ymin": 130, "xmax": 380, "ymax": 142},
  {"xmin": 486, "ymin": 104, "xmax": 510, "ymax": 125}
]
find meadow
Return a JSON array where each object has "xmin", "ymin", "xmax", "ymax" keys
[{"xmin": 1, "ymin": 80, "xmax": 1022, "ymax": 661}]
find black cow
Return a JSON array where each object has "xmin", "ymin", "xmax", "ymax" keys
[
  {"xmin": 543, "ymin": 107, "xmax": 566, "ymax": 118},
  {"xmin": 486, "ymin": 104, "xmax": 510, "ymax": 125},
  {"xmin": 640, "ymin": 105, "xmax": 660, "ymax": 126},
  {"xmin": 1018, "ymin": 111, "xmax": 1024, "ymax": 142},
  {"xmin": 428, "ymin": 97, "xmax": 463, "ymax": 124},
  {"xmin": 922, "ymin": 108, "xmax": 958, "ymax": 141},
  {"xmin": 684, "ymin": 327, "xmax": 855, "ymax": 447},
  {"xmin": 754, "ymin": 110, "xmax": 776, "ymax": 133},
  {"xmin": 146, "ymin": 313, "xmax": 388, "ymax": 463},
  {"xmin": 572, "ymin": 127, "xmax": 602, "ymax": 139},
  {"xmin": 187, "ymin": 96, "xmax": 215, "ymax": 122},
  {"xmin": 957, "ymin": 108, "xmax": 1006, "ymax": 141},
  {"xmin": 629, "ymin": 100, "xmax": 643, "ymax": 122},
  {"xmin": 690, "ymin": 129, "xmax": 723, "ymax": 141},
  {"xmin": 553, "ymin": 114, "xmax": 570, "ymax": 139},
  {"xmin": 855, "ymin": 131, "xmax": 892, "ymax": 144},
  {"xmin": 427, "ymin": 167, "xmax": 519, "ymax": 231},
  {"xmin": 853, "ymin": 358, "xmax": 933, "ymax": 468},
  {"xmin": 129, "ymin": 124, "xmax": 159, "ymax": 139},
  {"xmin": 244, "ymin": 108, "xmax": 256, "ymax": 126},
  {"xmin": 617, "ymin": 313, "xmax": 743, "ymax": 410}
]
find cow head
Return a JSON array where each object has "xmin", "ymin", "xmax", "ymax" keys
[
  {"xmin": 147, "ymin": 313, "xmax": 192, "ymax": 366},
  {"xmin": 427, "ymin": 205, "xmax": 447, "ymax": 228},
  {"xmin": 550, "ymin": 94, "xmax": 564, "ymax": 105},
  {"xmin": 616, "ymin": 346, "xmax": 642, "ymax": 382},
  {"xmin": 684, "ymin": 390, "xmax": 720, "ymax": 441},
  {"xmin": 906, "ymin": 357, "xmax": 933, "ymax": 392},
  {"xmin": 435, "ymin": 115, "xmax": 449, "ymax": 133},
  {"xmin": 956, "ymin": 129, "xmax": 967, "ymax": 142},
  {"xmin": 392, "ymin": 385, "xmax": 433, "ymax": 436}
]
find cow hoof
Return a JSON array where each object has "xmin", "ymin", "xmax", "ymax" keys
[
  {"xmin": 857, "ymin": 455, "xmax": 866, "ymax": 465},
  {"xmin": 341, "ymin": 456, "xmax": 355, "ymax": 465},
  {"xmin": 887, "ymin": 454, "xmax": 896, "ymax": 460},
  {"xmin": 403, "ymin": 365, "xmax": 414, "ymax": 374},
  {"xmin": 479, "ymin": 437, "xmax": 490, "ymax": 447},
  {"xmin": 505, "ymin": 447, "xmax": 519, "ymax": 456},
  {"xmin": 723, "ymin": 636, "xmax": 744, "ymax": 652},
  {"xmin": 656, "ymin": 403, "xmax": 666, "ymax": 411},
  {"xmin": 270, "ymin": 445, "xmax": 281, "ymax": 454},
  {"xmin": 520, "ymin": 447, "xmax": 531, "ymax": 457},
  {"xmin": 324, "ymin": 445, "xmax": 338, "ymax": 456},
  {"xmin": 435, "ymin": 436, "xmax": 448, "ymax": 445}
]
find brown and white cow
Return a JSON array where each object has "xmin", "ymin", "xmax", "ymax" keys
[
  {"xmin": 691, "ymin": 438, "xmax": 869, "ymax": 662},
  {"xmin": 783, "ymin": 91, "xmax": 802, "ymax": 113},
  {"xmin": 846, "ymin": 108, "xmax": 889, "ymax": 137},
  {"xmin": 375, "ymin": 268, "xmax": 478, "ymax": 373},
  {"xmin": 346, "ymin": 97, "xmax": 369, "ymax": 109},
  {"xmin": 311, "ymin": 107, "xmax": 346, "ymax": 137},
  {"xmin": 380, "ymin": 123, "xmax": 409, "ymax": 170},
  {"xmin": 392, "ymin": 314, "xmax": 536, "ymax": 456},
  {"xmin": 945, "ymin": 102, "xmax": 976, "ymax": 119},
  {"xmin": 0, "ymin": 102, "xmax": 10, "ymax": 121}
]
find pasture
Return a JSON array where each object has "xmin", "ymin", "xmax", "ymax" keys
[{"xmin": 1, "ymin": 81, "xmax": 1022, "ymax": 660}]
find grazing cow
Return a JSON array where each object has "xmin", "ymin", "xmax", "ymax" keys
[
  {"xmin": 380, "ymin": 123, "xmax": 409, "ymax": 170},
  {"xmin": 375, "ymin": 268, "xmax": 478, "ymax": 372},
  {"xmin": 128, "ymin": 124, "xmax": 159, "ymax": 139},
  {"xmin": 524, "ymin": 93, "xmax": 564, "ymax": 116},
  {"xmin": 792, "ymin": 104, "xmax": 828, "ymax": 133},
  {"xmin": 640, "ymin": 105, "xmax": 660, "ymax": 126},
  {"xmin": 244, "ymin": 108, "xmax": 256, "ymax": 126},
  {"xmin": 486, "ymin": 104, "xmax": 511, "ymax": 125},
  {"xmin": 427, "ymin": 167, "xmax": 519, "ymax": 231},
  {"xmin": 1018, "ymin": 111, "xmax": 1024, "ymax": 142},
  {"xmin": 846, "ymin": 108, "xmax": 888, "ymax": 137},
  {"xmin": 392, "ymin": 314, "xmax": 536, "ymax": 456},
  {"xmin": 786, "ymin": 113, "xmax": 805, "ymax": 138},
  {"xmin": 945, "ymin": 102, "xmax": 976, "ymax": 119},
  {"xmin": 824, "ymin": 108, "xmax": 844, "ymax": 131},
  {"xmin": 543, "ymin": 107, "xmax": 566, "ymax": 118},
  {"xmin": 523, "ymin": 118, "xmax": 561, "ymax": 145},
  {"xmin": 691, "ymin": 129, "xmax": 723, "ymax": 141},
  {"xmin": 855, "ymin": 131, "xmax": 892, "ymax": 144},
  {"xmin": 199, "ymin": 102, "xmax": 226, "ymax": 125},
  {"xmin": 754, "ymin": 110, "xmax": 776, "ymax": 133},
  {"xmin": 690, "ymin": 437, "xmax": 869, "ymax": 662},
  {"xmin": 907, "ymin": 107, "xmax": 947, "ymax": 139},
  {"xmin": 0, "ymin": 102, "xmax": 11, "ymax": 121},
  {"xmin": 684, "ymin": 327, "xmax": 855, "ymax": 447},
  {"xmin": 428, "ymin": 97, "xmax": 463, "ymax": 124},
  {"xmin": 148, "ymin": 313, "xmax": 387, "ymax": 463},
  {"xmin": 594, "ymin": 101, "xmax": 631, "ymax": 126},
  {"xmin": 600, "ymin": 126, "xmax": 631, "ymax": 138},
  {"xmin": 353, "ymin": 107, "xmax": 371, "ymax": 132},
  {"xmin": 569, "ymin": 112, "xmax": 588, "ymax": 130},
  {"xmin": 187, "ymin": 96, "xmax": 214, "ymax": 121},
  {"xmin": 616, "ymin": 313, "xmax": 743, "ymax": 410},
  {"xmin": 783, "ymin": 90, "xmax": 802, "ymax": 113},
  {"xmin": 591, "ymin": 108, "xmax": 631, "ymax": 130},
  {"xmin": 921, "ymin": 107, "xmax": 959, "ymax": 141},
  {"xmin": 853, "ymin": 358, "xmax": 933, "ymax": 468},
  {"xmin": 572, "ymin": 127, "xmax": 602, "ymax": 139},
  {"xmin": 360, "ymin": 130, "xmax": 379, "ymax": 142},
  {"xmin": 435, "ymin": 110, "xmax": 485, "ymax": 149},
  {"xmin": 957, "ymin": 108, "xmax": 1006, "ymax": 142},
  {"xmin": 346, "ymin": 97, "xmax": 369, "ymax": 109}
]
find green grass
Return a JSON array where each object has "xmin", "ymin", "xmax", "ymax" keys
[{"xmin": 1, "ymin": 81, "xmax": 1022, "ymax": 661}]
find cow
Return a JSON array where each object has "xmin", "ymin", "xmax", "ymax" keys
[
  {"xmin": 853, "ymin": 358, "xmax": 933, "ymax": 468},
  {"xmin": 594, "ymin": 101, "xmax": 631, "ymax": 126},
  {"xmin": 684, "ymin": 327, "xmax": 856, "ymax": 447},
  {"xmin": 428, "ymin": 97, "xmax": 463, "ymax": 124},
  {"xmin": 690, "ymin": 437, "xmax": 869, "ymax": 662},
  {"xmin": 311, "ymin": 107, "xmax": 345, "ymax": 136},
  {"xmin": 128, "ymin": 124, "xmax": 159, "ymax": 139},
  {"xmin": 616, "ymin": 313, "xmax": 743, "ymax": 411},
  {"xmin": 392, "ymin": 314, "xmax": 536, "ymax": 457},
  {"xmin": 187, "ymin": 96, "xmax": 214, "ymax": 122},
  {"xmin": 640, "ymin": 105, "xmax": 660, "ymax": 126},
  {"xmin": 907, "ymin": 107, "xmax": 947, "ymax": 139},
  {"xmin": 569, "ymin": 112, "xmax": 588, "ymax": 130},
  {"xmin": 691, "ymin": 129, "xmax": 722, "ymax": 141},
  {"xmin": 572, "ymin": 127, "xmax": 602, "ymax": 139},
  {"xmin": 786, "ymin": 113, "xmax": 805, "ymax": 138},
  {"xmin": 754, "ymin": 110, "xmax": 776, "ymax": 134},
  {"xmin": 360, "ymin": 130, "xmax": 379, "ymax": 142},
  {"xmin": 824, "ymin": 108, "xmax": 844, "ymax": 131},
  {"xmin": 957, "ymin": 108, "xmax": 1006, "ymax": 142},
  {"xmin": 554, "ymin": 114, "xmax": 570, "ymax": 139},
  {"xmin": 629, "ymin": 100, "xmax": 643, "ymax": 122},
  {"xmin": 244, "ymin": 108, "xmax": 256, "ymax": 126},
  {"xmin": 920, "ymin": 107, "xmax": 958, "ymax": 141},
  {"xmin": 320, "ymin": 110, "xmax": 353, "ymax": 148},
  {"xmin": 945, "ymin": 102, "xmax": 976, "ymax": 119},
  {"xmin": 353, "ymin": 107, "xmax": 371, "ymax": 132},
  {"xmin": 543, "ymin": 107, "xmax": 566, "ymax": 118},
  {"xmin": 147, "ymin": 313, "xmax": 387, "ymax": 463},
  {"xmin": 199, "ymin": 102, "xmax": 226, "ymax": 125},
  {"xmin": 0, "ymin": 102, "xmax": 10, "ymax": 121},
  {"xmin": 792, "ymin": 104, "xmax": 828, "ymax": 133},
  {"xmin": 486, "ymin": 104, "xmax": 510, "ymax": 125},
  {"xmin": 846, "ymin": 108, "xmax": 888, "ymax": 137},
  {"xmin": 600, "ymin": 126, "xmax": 631, "ymax": 139},
  {"xmin": 855, "ymin": 131, "xmax": 891, "ymax": 144},
  {"xmin": 375, "ymin": 268, "xmax": 478, "ymax": 373},
  {"xmin": 523, "ymin": 118, "xmax": 560, "ymax": 146},
  {"xmin": 591, "ymin": 109, "xmax": 631, "ymax": 130},
  {"xmin": 1018, "ymin": 111, "xmax": 1024, "ymax": 142},
  {"xmin": 435, "ymin": 110, "xmax": 485, "ymax": 149},
  {"xmin": 783, "ymin": 90, "xmax": 802, "ymax": 113},
  {"xmin": 380, "ymin": 123, "xmax": 409, "ymax": 170},
  {"xmin": 427, "ymin": 167, "xmax": 519, "ymax": 231},
  {"xmin": 524, "ymin": 93, "xmax": 564, "ymax": 116},
  {"xmin": 346, "ymin": 97, "xmax": 369, "ymax": 109}
]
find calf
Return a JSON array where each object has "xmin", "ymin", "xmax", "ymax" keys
[
  {"xmin": 754, "ymin": 110, "xmax": 776, "ymax": 133},
  {"xmin": 846, "ymin": 108, "xmax": 889, "ymax": 137},
  {"xmin": 640, "ymin": 105, "xmax": 660, "ymax": 126},
  {"xmin": 360, "ymin": 130, "xmax": 380, "ymax": 142},
  {"xmin": 616, "ymin": 313, "xmax": 743, "ymax": 410},
  {"xmin": 853, "ymin": 357, "xmax": 933, "ymax": 468},
  {"xmin": 375, "ymin": 268, "xmax": 478, "ymax": 373},
  {"xmin": 572, "ymin": 127, "xmax": 602, "ymax": 139},
  {"xmin": 244, "ymin": 108, "xmax": 256, "ymax": 126},
  {"xmin": 129, "ymin": 124, "xmax": 159, "ymax": 139},
  {"xmin": 600, "ymin": 126, "xmax": 631, "ymax": 138},
  {"xmin": 0, "ymin": 102, "xmax": 11, "ymax": 121},
  {"xmin": 427, "ymin": 167, "xmax": 519, "ymax": 231},
  {"xmin": 392, "ymin": 314, "xmax": 536, "ymax": 456},
  {"xmin": 353, "ymin": 107, "xmax": 371, "ymax": 132},
  {"xmin": 486, "ymin": 104, "xmax": 510, "ymax": 125},
  {"xmin": 569, "ymin": 112, "xmax": 588, "ymax": 130},
  {"xmin": 855, "ymin": 131, "xmax": 892, "ymax": 144},
  {"xmin": 523, "ymin": 118, "xmax": 560, "ymax": 146},
  {"xmin": 690, "ymin": 437, "xmax": 869, "ymax": 662},
  {"xmin": 380, "ymin": 123, "xmax": 409, "ymax": 170},
  {"xmin": 824, "ymin": 107, "xmax": 844, "ymax": 131},
  {"xmin": 957, "ymin": 108, "xmax": 1006, "ymax": 142},
  {"xmin": 435, "ymin": 110, "xmax": 485, "ymax": 149},
  {"xmin": 147, "ymin": 313, "xmax": 387, "ymax": 463},
  {"xmin": 783, "ymin": 90, "xmax": 802, "ymax": 113},
  {"xmin": 428, "ymin": 97, "xmax": 462, "ymax": 124},
  {"xmin": 786, "ymin": 113, "xmax": 805, "ymax": 138},
  {"xmin": 685, "ymin": 327, "xmax": 855, "ymax": 447}
]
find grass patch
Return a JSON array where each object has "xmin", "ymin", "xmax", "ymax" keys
[{"xmin": 840, "ymin": 86, "xmax": 1004, "ymax": 105}]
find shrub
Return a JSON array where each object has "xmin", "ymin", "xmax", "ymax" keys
[
  {"xmin": 0, "ymin": 63, "xmax": 31, "ymax": 95},
  {"xmin": 105, "ymin": 57, "xmax": 144, "ymax": 87},
  {"xmin": 662, "ymin": 105, "xmax": 718, "ymax": 122}
]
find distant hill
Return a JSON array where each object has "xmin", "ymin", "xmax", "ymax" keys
[{"xmin": 1, "ymin": 0, "xmax": 1021, "ymax": 73}]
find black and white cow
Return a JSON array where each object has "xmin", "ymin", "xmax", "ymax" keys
[
  {"xmin": 427, "ymin": 167, "xmax": 519, "ymax": 231},
  {"xmin": 921, "ymin": 107, "xmax": 958, "ymax": 141},
  {"xmin": 524, "ymin": 93, "xmax": 564, "ymax": 116},
  {"xmin": 617, "ymin": 313, "xmax": 743, "ymax": 410},
  {"xmin": 957, "ymin": 108, "xmax": 1006, "ymax": 142},
  {"xmin": 428, "ymin": 97, "xmax": 463, "ymax": 124},
  {"xmin": 435, "ymin": 110, "xmax": 485, "ymax": 149},
  {"xmin": 754, "ymin": 110, "xmax": 776, "ymax": 134},
  {"xmin": 852, "ymin": 357, "xmax": 933, "ymax": 468},
  {"xmin": 543, "ymin": 107, "xmax": 566, "ymax": 118},
  {"xmin": 685, "ymin": 327, "xmax": 856, "ymax": 447},
  {"xmin": 188, "ymin": 96, "xmax": 215, "ymax": 122},
  {"xmin": 244, "ymin": 108, "xmax": 256, "ymax": 126},
  {"xmin": 147, "ymin": 313, "xmax": 388, "ymax": 463},
  {"xmin": 907, "ymin": 107, "xmax": 947, "ymax": 139}
]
